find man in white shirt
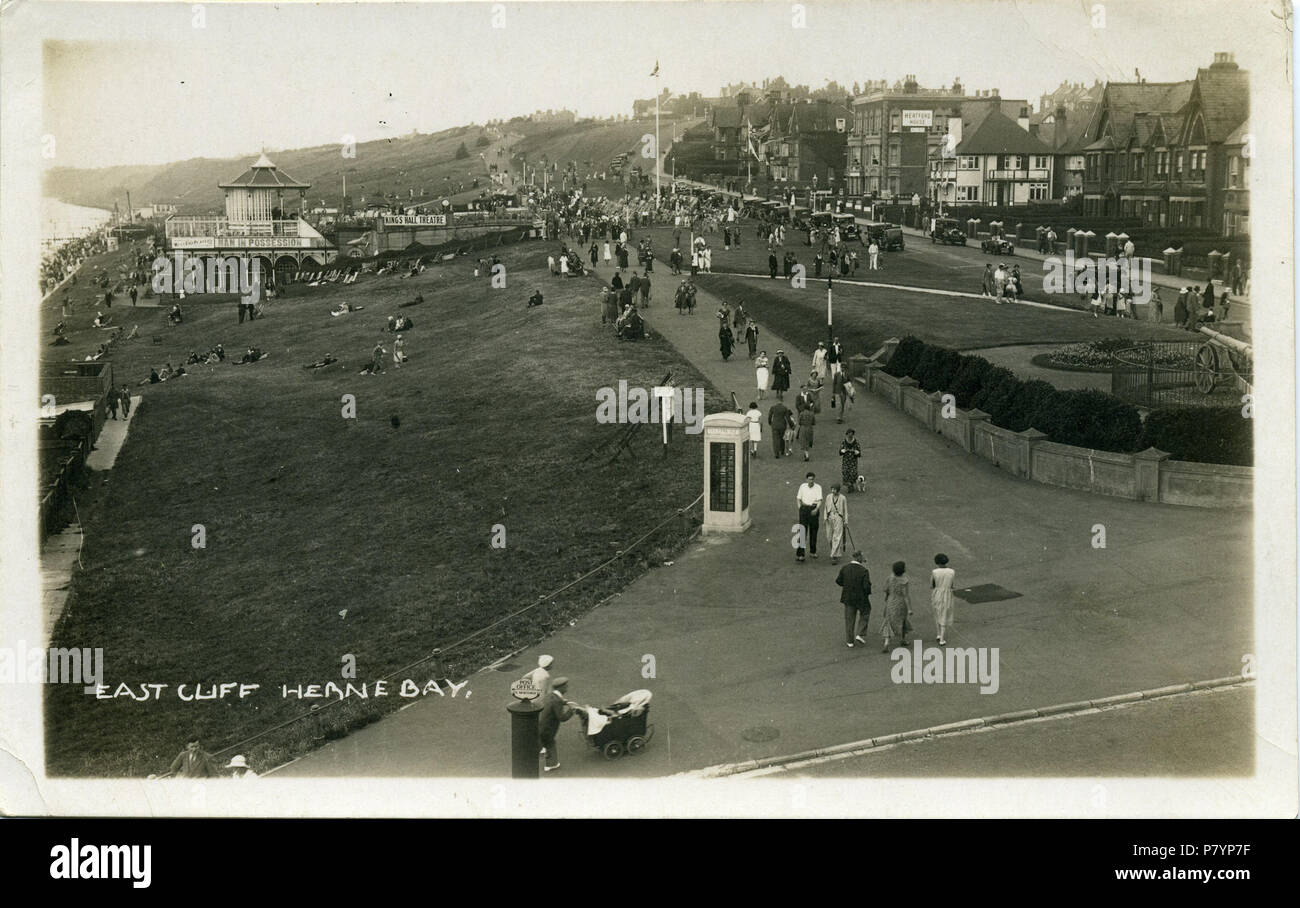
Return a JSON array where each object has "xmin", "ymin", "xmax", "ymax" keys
[
  {"xmin": 795, "ymin": 472, "xmax": 824, "ymax": 562},
  {"xmin": 868, "ymin": 241, "xmax": 880, "ymax": 270}
]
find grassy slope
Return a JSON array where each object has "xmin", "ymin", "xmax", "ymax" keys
[
  {"xmin": 45, "ymin": 118, "xmax": 679, "ymax": 215},
  {"xmin": 45, "ymin": 242, "xmax": 723, "ymax": 776}
]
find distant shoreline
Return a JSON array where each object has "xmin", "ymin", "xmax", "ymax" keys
[{"xmin": 42, "ymin": 197, "xmax": 113, "ymax": 247}]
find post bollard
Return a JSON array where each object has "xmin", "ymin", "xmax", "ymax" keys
[{"xmin": 508, "ymin": 698, "xmax": 542, "ymax": 779}]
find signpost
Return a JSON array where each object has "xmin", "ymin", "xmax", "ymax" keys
[
  {"xmin": 510, "ymin": 679, "xmax": 542, "ymax": 701},
  {"xmin": 653, "ymin": 385, "xmax": 675, "ymax": 455},
  {"xmin": 507, "ymin": 678, "xmax": 542, "ymax": 778}
]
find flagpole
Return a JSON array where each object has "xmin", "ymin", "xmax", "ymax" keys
[{"xmin": 747, "ymin": 119, "xmax": 752, "ymax": 189}]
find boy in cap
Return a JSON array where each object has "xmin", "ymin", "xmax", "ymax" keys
[{"xmin": 538, "ymin": 677, "xmax": 576, "ymax": 772}]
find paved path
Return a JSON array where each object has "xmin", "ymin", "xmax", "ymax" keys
[
  {"xmin": 42, "ymin": 396, "xmax": 141, "ymax": 642},
  {"xmin": 85, "ymin": 396, "xmax": 142, "ymax": 470},
  {"xmin": 42, "ymin": 524, "xmax": 83, "ymax": 647},
  {"xmin": 278, "ymin": 254, "xmax": 1251, "ymax": 780},
  {"xmin": 772, "ymin": 683, "xmax": 1253, "ymax": 779}
]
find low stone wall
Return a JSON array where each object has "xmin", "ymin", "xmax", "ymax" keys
[{"xmin": 863, "ymin": 364, "xmax": 1251, "ymax": 509}]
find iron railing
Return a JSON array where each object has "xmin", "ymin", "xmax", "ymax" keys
[{"xmin": 1111, "ymin": 339, "xmax": 1252, "ymax": 408}]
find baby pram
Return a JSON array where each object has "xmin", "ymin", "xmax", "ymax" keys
[{"xmin": 579, "ymin": 690, "xmax": 654, "ymax": 759}]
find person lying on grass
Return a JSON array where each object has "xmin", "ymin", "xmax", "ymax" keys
[
  {"xmin": 234, "ymin": 347, "xmax": 267, "ymax": 365},
  {"xmin": 303, "ymin": 354, "xmax": 338, "ymax": 370}
]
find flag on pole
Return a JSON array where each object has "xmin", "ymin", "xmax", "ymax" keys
[
  {"xmin": 746, "ymin": 119, "xmax": 761, "ymax": 160},
  {"xmin": 650, "ymin": 61, "xmax": 659, "ymax": 77}
]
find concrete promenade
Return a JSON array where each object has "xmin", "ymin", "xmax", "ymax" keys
[{"xmin": 279, "ymin": 252, "xmax": 1251, "ymax": 780}]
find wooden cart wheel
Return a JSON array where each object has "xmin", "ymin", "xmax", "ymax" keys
[
  {"xmin": 1194, "ymin": 344, "xmax": 1219, "ymax": 394},
  {"xmin": 626, "ymin": 735, "xmax": 646, "ymax": 755},
  {"xmin": 602, "ymin": 741, "xmax": 623, "ymax": 760}
]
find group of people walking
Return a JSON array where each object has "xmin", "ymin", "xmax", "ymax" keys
[{"xmin": 837, "ymin": 553, "xmax": 957, "ymax": 651}]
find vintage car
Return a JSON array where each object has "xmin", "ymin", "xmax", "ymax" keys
[
  {"xmin": 930, "ymin": 217, "xmax": 967, "ymax": 245},
  {"xmin": 862, "ymin": 220, "xmax": 904, "ymax": 251},
  {"xmin": 833, "ymin": 213, "xmax": 865, "ymax": 244},
  {"xmin": 981, "ymin": 233, "xmax": 1016, "ymax": 255}
]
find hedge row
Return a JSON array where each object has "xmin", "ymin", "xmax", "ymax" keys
[{"xmin": 883, "ymin": 336, "xmax": 1252, "ymax": 465}]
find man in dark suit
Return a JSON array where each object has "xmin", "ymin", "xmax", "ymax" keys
[
  {"xmin": 768, "ymin": 400, "xmax": 793, "ymax": 458},
  {"xmin": 835, "ymin": 551, "xmax": 872, "ymax": 648},
  {"xmin": 538, "ymin": 677, "xmax": 576, "ymax": 773}
]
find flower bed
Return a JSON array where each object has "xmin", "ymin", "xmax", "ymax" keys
[{"xmin": 1041, "ymin": 338, "xmax": 1197, "ymax": 371}]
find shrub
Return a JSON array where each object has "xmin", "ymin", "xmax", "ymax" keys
[
  {"xmin": 949, "ymin": 355, "xmax": 994, "ymax": 408},
  {"xmin": 918, "ymin": 348, "xmax": 964, "ymax": 394},
  {"xmin": 1140, "ymin": 406, "xmax": 1253, "ymax": 466},
  {"xmin": 912, "ymin": 345, "xmax": 942, "ymax": 389},
  {"xmin": 969, "ymin": 365, "xmax": 1020, "ymax": 414},
  {"xmin": 877, "ymin": 337, "xmax": 1247, "ymax": 462},
  {"xmin": 884, "ymin": 335, "xmax": 924, "ymax": 377},
  {"xmin": 475, "ymin": 135, "xmax": 491, "ymax": 147},
  {"xmin": 1031, "ymin": 389, "xmax": 1144, "ymax": 451},
  {"xmin": 996, "ymin": 380, "xmax": 1058, "ymax": 432}
]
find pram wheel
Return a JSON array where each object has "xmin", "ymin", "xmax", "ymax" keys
[
  {"xmin": 626, "ymin": 735, "xmax": 646, "ymax": 755},
  {"xmin": 602, "ymin": 741, "xmax": 624, "ymax": 760}
]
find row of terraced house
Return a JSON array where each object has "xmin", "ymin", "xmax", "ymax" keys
[{"xmin": 690, "ymin": 53, "xmax": 1248, "ymax": 239}]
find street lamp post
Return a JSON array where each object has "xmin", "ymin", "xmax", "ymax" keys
[{"xmin": 826, "ymin": 276, "xmax": 834, "ymax": 350}]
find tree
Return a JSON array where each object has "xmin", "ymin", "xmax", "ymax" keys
[
  {"xmin": 455, "ymin": 142, "xmax": 470, "ymax": 159},
  {"xmin": 475, "ymin": 135, "xmax": 491, "ymax": 147}
]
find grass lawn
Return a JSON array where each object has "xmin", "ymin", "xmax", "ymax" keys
[
  {"xmin": 609, "ymin": 223, "xmax": 1189, "ymax": 366},
  {"xmin": 44, "ymin": 240, "xmax": 724, "ymax": 776}
]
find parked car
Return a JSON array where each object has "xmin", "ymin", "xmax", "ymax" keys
[
  {"xmin": 981, "ymin": 233, "xmax": 1016, "ymax": 255},
  {"xmin": 863, "ymin": 220, "xmax": 904, "ymax": 251},
  {"xmin": 833, "ymin": 213, "xmax": 865, "ymax": 244},
  {"xmin": 930, "ymin": 217, "xmax": 967, "ymax": 246}
]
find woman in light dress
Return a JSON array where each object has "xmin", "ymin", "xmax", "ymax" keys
[
  {"xmin": 931, "ymin": 553, "xmax": 956, "ymax": 645},
  {"xmin": 744, "ymin": 402, "xmax": 762, "ymax": 457},
  {"xmin": 754, "ymin": 350, "xmax": 770, "ymax": 400}
]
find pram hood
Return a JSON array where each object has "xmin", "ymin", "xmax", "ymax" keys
[{"xmin": 608, "ymin": 689, "xmax": 652, "ymax": 715}]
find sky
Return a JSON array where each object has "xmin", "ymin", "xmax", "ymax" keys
[{"xmin": 29, "ymin": 0, "xmax": 1283, "ymax": 170}]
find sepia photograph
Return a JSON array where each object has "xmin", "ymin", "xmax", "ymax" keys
[{"xmin": 0, "ymin": 0, "xmax": 1295, "ymax": 822}]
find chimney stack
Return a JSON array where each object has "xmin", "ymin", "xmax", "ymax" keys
[
  {"xmin": 1211, "ymin": 51, "xmax": 1239, "ymax": 70},
  {"xmin": 1054, "ymin": 106, "xmax": 1068, "ymax": 150},
  {"xmin": 1018, "ymin": 106, "xmax": 1030, "ymax": 132}
]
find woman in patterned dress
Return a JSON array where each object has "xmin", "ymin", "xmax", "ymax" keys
[
  {"xmin": 882, "ymin": 561, "xmax": 913, "ymax": 651},
  {"xmin": 839, "ymin": 429, "xmax": 861, "ymax": 493}
]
